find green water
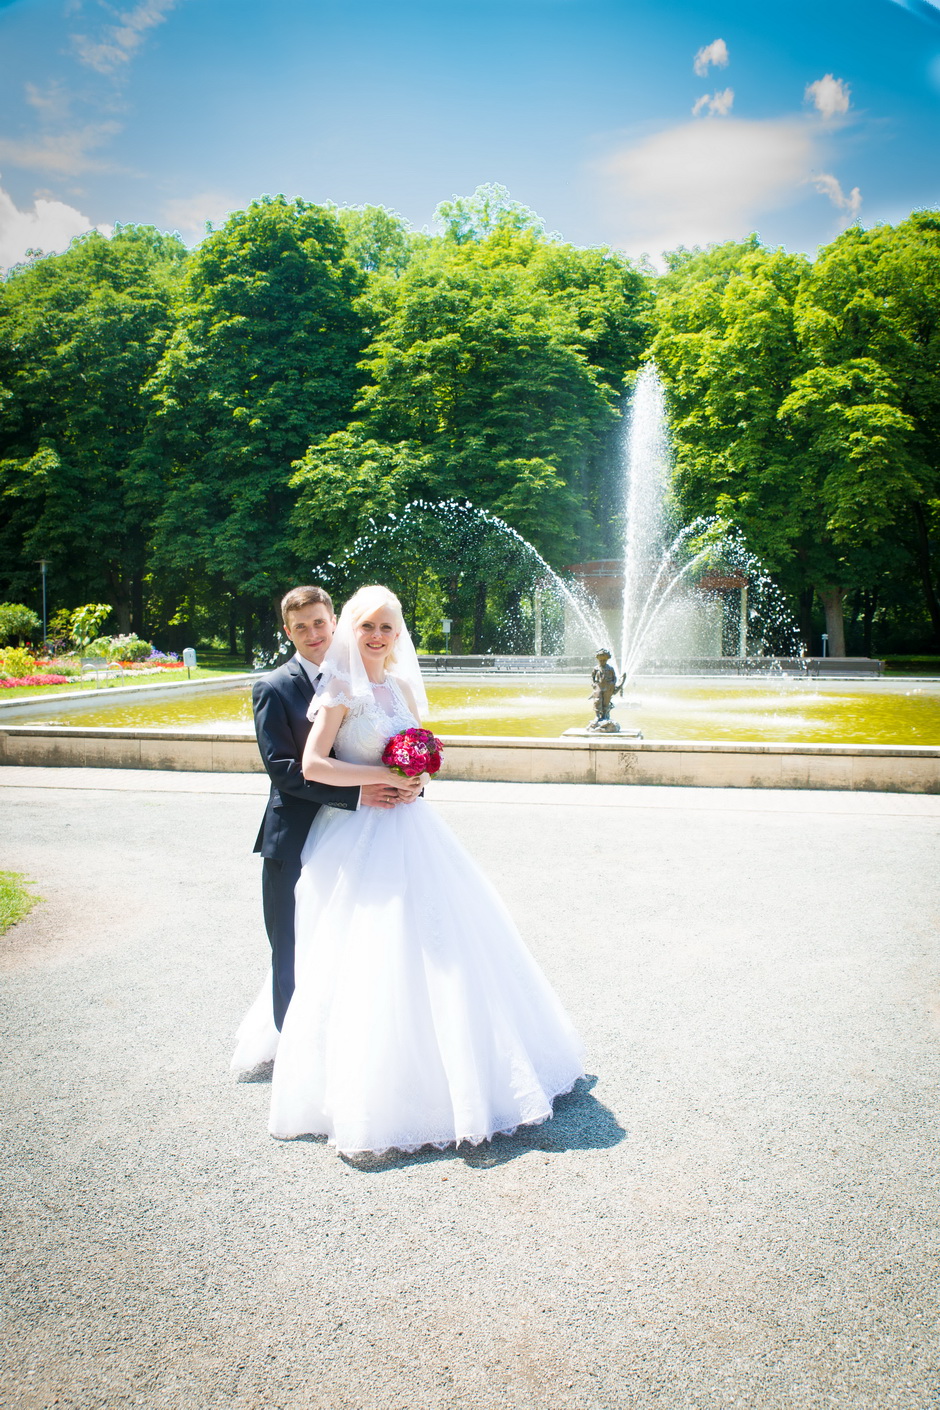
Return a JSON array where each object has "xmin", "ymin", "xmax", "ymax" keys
[{"xmin": 14, "ymin": 675, "xmax": 940, "ymax": 745}]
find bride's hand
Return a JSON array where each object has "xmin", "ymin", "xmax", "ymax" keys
[
  {"xmin": 381, "ymin": 771, "xmax": 423, "ymax": 803},
  {"xmin": 396, "ymin": 774, "xmax": 424, "ymax": 803}
]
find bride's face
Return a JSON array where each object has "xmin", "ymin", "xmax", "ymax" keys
[{"xmin": 355, "ymin": 606, "xmax": 400, "ymax": 667}]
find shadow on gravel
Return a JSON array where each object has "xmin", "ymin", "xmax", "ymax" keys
[{"xmin": 340, "ymin": 1076, "xmax": 626, "ymax": 1174}]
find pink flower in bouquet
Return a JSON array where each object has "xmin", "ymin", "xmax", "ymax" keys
[{"xmin": 382, "ymin": 727, "xmax": 443, "ymax": 778}]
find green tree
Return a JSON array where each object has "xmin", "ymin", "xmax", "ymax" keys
[
  {"xmin": 142, "ymin": 197, "xmax": 367, "ymax": 656},
  {"xmin": 435, "ymin": 183, "xmax": 547, "ymax": 244},
  {"xmin": 338, "ymin": 217, "xmax": 649, "ymax": 567},
  {"xmin": 333, "ymin": 205, "xmax": 422, "ymax": 276},
  {"xmin": 653, "ymin": 240, "xmax": 822, "ymax": 628},
  {"xmin": 788, "ymin": 214, "xmax": 940, "ymax": 646},
  {"xmin": 0, "ymin": 226, "xmax": 187, "ymax": 630},
  {"xmin": 291, "ymin": 430, "xmax": 433, "ymax": 566},
  {"xmin": 652, "ymin": 229, "xmax": 939, "ymax": 654}
]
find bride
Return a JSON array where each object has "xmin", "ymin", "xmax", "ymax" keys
[{"xmin": 263, "ymin": 583, "xmax": 584, "ymax": 1155}]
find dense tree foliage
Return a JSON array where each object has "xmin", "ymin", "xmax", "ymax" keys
[
  {"xmin": 1, "ymin": 186, "xmax": 937, "ymax": 659},
  {"xmin": 0, "ymin": 226, "xmax": 186, "ymax": 631},
  {"xmin": 293, "ymin": 227, "xmax": 648, "ymax": 574},
  {"xmin": 287, "ymin": 198, "xmax": 649, "ymax": 650},
  {"xmin": 139, "ymin": 196, "xmax": 368, "ymax": 651},
  {"xmin": 652, "ymin": 215, "xmax": 940, "ymax": 652}
]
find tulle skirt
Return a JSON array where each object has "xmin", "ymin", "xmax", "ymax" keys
[{"xmin": 257, "ymin": 797, "xmax": 584, "ymax": 1155}]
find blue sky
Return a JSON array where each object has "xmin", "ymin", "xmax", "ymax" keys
[{"xmin": 0, "ymin": 0, "xmax": 938, "ymax": 268}]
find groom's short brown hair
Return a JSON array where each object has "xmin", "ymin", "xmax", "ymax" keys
[{"xmin": 280, "ymin": 585, "xmax": 334, "ymax": 627}]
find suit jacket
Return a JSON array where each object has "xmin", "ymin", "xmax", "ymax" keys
[{"xmin": 252, "ymin": 656, "xmax": 359, "ymax": 862}]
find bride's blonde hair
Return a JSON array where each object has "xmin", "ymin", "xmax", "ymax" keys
[{"xmin": 343, "ymin": 584, "xmax": 405, "ymax": 668}]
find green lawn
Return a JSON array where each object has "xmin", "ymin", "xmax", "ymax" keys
[
  {"xmin": 0, "ymin": 871, "xmax": 41, "ymax": 935},
  {"xmin": 882, "ymin": 656, "xmax": 940, "ymax": 675},
  {"xmin": 0, "ymin": 657, "xmax": 251, "ymax": 701}
]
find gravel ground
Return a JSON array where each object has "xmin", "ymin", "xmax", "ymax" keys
[{"xmin": 2, "ymin": 767, "xmax": 939, "ymax": 1410}]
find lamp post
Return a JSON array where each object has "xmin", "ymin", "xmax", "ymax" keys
[
  {"xmin": 37, "ymin": 559, "xmax": 48, "ymax": 650},
  {"xmin": 821, "ymin": 633, "xmax": 828, "ymax": 658}
]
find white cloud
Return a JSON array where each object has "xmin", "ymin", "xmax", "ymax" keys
[
  {"xmin": 594, "ymin": 117, "xmax": 818, "ymax": 257},
  {"xmin": 805, "ymin": 74, "xmax": 851, "ymax": 120},
  {"xmin": 693, "ymin": 39, "xmax": 729, "ymax": 77},
  {"xmin": 812, "ymin": 171, "xmax": 862, "ymax": 217},
  {"xmin": 72, "ymin": 0, "xmax": 179, "ymax": 75},
  {"xmin": 692, "ymin": 88, "xmax": 735, "ymax": 117},
  {"xmin": 0, "ymin": 180, "xmax": 105, "ymax": 269},
  {"xmin": 162, "ymin": 191, "xmax": 235, "ymax": 241},
  {"xmin": 25, "ymin": 82, "xmax": 72, "ymax": 124},
  {"xmin": 0, "ymin": 3, "xmax": 178, "ymax": 191},
  {"xmin": 0, "ymin": 123, "xmax": 120, "ymax": 177}
]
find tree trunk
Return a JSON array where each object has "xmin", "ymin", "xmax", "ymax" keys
[
  {"xmin": 108, "ymin": 570, "xmax": 132, "ymax": 633},
  {"xmin": 228, "ymin": 600, "xmax": 238, "ymax": 657},
  {"xmin": 472, "ymin": 581, "xmax": 487, "ymax": 654},
  {"xmin": 243, "ymin": 602, "xmax": 254, "ymax": 665},
  {"xmin": 446, "ymin": 578, "xmax": 462, "ymax": 655},
  {"xmin": 912, "ymin": 502, "xmax": 940, "ymax": 642},
  {"xmin": 863, "ymin": 589, "xmax": 878, "ymax": 657},
  {"xmin": 846, "ymin": 588, "xmax": 862, "ymax": 650},
  {"xmin": 131, "ymin": 574, "xmax": 144, "ymax": 639},
  {"xmin": 798, "ymin": 587, "xmax": 814, "ymax": 653},
  {"xmin": 816, "ymin": 586, "xmax": 846, "ymax": 657}
]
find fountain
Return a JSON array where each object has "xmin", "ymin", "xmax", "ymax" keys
[
  {"xmin": 306, "ymin": 498, "xmax": 611, "ymax": 664},
  {"xmin": 602, "ymin": 364, "xmax": 806, "ymax": 681}
]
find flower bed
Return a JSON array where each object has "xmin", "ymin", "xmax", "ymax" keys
[
  {"xmin": 88, "ymin": 661, "xmax": 187, "ymax": 674},
  {"xmin": 0, "ymin": 674, "xmax": 70, "ymax": 688}
]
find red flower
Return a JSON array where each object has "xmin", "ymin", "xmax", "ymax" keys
[
  {"xmin": 0, "ymin": 674, "xmax": 70, "ymax": 688},
  {"xmin": 382, "ymin": 726, "xmax": 444, "ymax": 778}
]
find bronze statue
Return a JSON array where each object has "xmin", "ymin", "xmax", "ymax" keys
[{"xmin": 589, "ymin": 649, "xmax": 626, "ymax": 731}]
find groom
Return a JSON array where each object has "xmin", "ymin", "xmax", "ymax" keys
[{"xmin": 253, "ymin": 585, "xmax": 418, "ymax": 1029}]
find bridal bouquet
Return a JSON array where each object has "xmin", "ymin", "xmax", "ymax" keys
[{"xmin": 382, "ymin": 727, "xmax": 443, "ymax": 778}]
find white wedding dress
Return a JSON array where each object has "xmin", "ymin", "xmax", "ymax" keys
[{"xmin": 263, "ymin": 675, "xmax": 584, "ymax": 1155}]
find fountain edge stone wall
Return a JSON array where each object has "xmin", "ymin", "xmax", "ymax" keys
[{"xmin": 2, "ymin": 726, "xmax": 938, "ymax": 793}]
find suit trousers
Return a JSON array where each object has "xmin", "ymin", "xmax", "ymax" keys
[{"xmin": 262, "ymin": 853, "xmax": 303, "ymax": 1031}]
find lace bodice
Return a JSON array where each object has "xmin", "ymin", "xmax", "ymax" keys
[{"xmin": 332, "ymin": 675, "xmax": 418, "ymax": 766}]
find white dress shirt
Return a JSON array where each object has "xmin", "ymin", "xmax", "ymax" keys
[{"xmin": 294, "ymin": 652, "xmax": 360, "ymax": 808}]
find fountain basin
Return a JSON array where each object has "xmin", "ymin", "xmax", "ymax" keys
[
  {"xmin": 4, "ymin": 674, "xmax": 938, "ymax": 746},
  {"xmin": 1, "ymin": 724, "xmax": 938, "ymax": 793},
  {"xmin": 3, "ymin": 669, "xmax": 938, "ymax": 791}
]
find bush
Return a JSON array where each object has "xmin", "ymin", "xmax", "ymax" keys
[
  {"xmin": 0, "ymin": 647, "xmax": 39, "ymax": 678},
  {"xmin": 0, "ymin": 603, "xmax": 42, "ymax": 646},
  {"xmin": 70, "ymin": 604, "xmax": 112, "ymax": 651},
  {"xmin": 40, "ymin": 656, "xmax": 82, "ymax": 677},
  {"xmin": 107, "ymin": 634, "xmax": 152, "ymax": 662},
  {"xmin": 83, "ymin": 637, "xmax": 112, "ymax": 658},
  {"xmin": 47, "ymin": 609, "xmax": 74, "ymax": 644}
]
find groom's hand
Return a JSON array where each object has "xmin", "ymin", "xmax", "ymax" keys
[
  {"xmin": 360, "ymin": 780, "xmax": 422, "ymax": 809},
  {"xmin": 360, "ymin": 784, "xmax": 398, "ymax": 809}
]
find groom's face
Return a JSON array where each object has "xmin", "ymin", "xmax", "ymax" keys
[{"xmin": 284, "ymin": 604, "xmax": 336, "ymax": 665}]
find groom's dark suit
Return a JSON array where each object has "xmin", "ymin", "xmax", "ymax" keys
[{"xmin": 253, "ymin": 655, "xmax": 359, "ymax": 1029}]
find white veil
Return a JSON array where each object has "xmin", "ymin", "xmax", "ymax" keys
[{"xmin": 308, "ymin": 587, "xmax": 429, "ymax": 720}]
